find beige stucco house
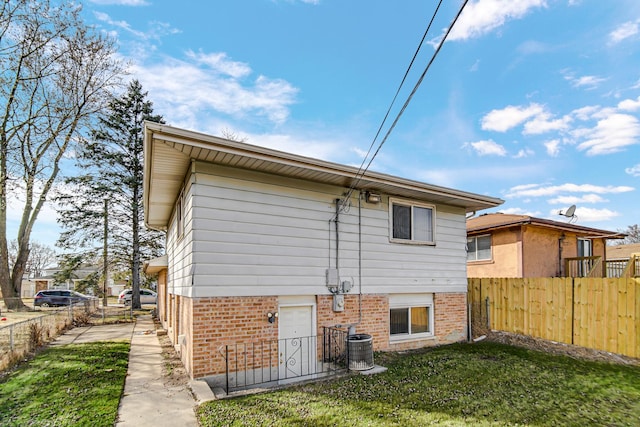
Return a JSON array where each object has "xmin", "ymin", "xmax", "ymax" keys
[
  {"xmin": 143, "ymin": 122, "xmax": 503, "ymax": 381},
  {"xmin": 467, "ymin": 213, "xmax": 625, "ymax": 278}
]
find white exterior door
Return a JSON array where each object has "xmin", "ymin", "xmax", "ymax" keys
[{"xmin": 278, "ymin": 305, "xmax": 315, "ymax": 382}]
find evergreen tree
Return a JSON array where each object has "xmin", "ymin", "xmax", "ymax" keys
[{"xmin": 57, "ymin": 80, "xmax": 165, "ymax": 309}]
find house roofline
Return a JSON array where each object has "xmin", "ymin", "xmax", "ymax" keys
[
  {"xmin": 467, "ymin": 214, "xmax": 626, "ymax": 239},
  {"xmin": 144, "ymin": 122, "xmax": 504, "ymax": 229}
]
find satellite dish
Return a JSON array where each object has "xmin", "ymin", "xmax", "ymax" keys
[
  {"xmin": 559, "ymin": 205, "xmax": 577, "ymax": 223},
  {"xmin": 564, "ymin": 205, "xmax": 576, "ymax": 217}
]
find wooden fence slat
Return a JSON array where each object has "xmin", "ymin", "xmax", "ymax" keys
[
  {"xmin": 617, "ymin": 279, "xmax": 628, "ymax": 356},
  {"xmin": 468, "ymin": 277, "xmax": 639, "ymax": 360}
]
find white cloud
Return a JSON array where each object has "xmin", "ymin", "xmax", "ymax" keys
[
  {"xmin": 240, "ymin": 131, "xmax": 345, "ymax": 160},
  {"xmin": 94, "ymin": 12, "xmax": 146, "ymax": 39},
  {"xmin": 571, "ymin": 105, "xmax": 602, "ymax": 121},
  {"xmin": 514, "ymin": 148, "xmax": 534, "ymax": 158},
  {"xmin": 506, "ymin": 183, "xmax": 634, "ymax": 198},
  {"xmin": 544, "ymin": 139, "xmax": 561, "ymax": 156},
  {"xmin": 132, "ymin": 53, "xmax": 298, "ymax": 125},
  {"xmin": 523, "ymin": 112, "xmax": 572, "ymax": 135},
  {"xmin": 618, "ymin": 96, "xmax": 640, "ymax": 111},
  {"xmin": 626, "ymin": 163, "xmax": 640, "ymax": 176},
  {"xmin": 481, "ymin": 103, "xmax": 544, "ymax": 132},
  {"xmin": 609, "ymin": 20, "xmax": 640, "ymax": 44},
  {"xmin": 497, "ymin": 207, "xmax": 541, "ymax": 216},
  {"xmin": 185, "ymin": 51, "xmax": 251, "ymax": 79},
  {"xmin": 480, "ymin": 98, "xmax": 639, "ymax": 157},
  {"xmin": 448, "ymin": 0, "xmax": 547, "ymax": 41},
  {"xmin": 576, "ymin": 113, "xmax": 640, "ymax": 155},
  {"xmin": 566, "ymin": 207, "xmax": 620, "ymax": 223},
  {"xmin": 563, "ymin": 72, "xmax": 607, "ymax": 89},
  {"xmin": 548, "ymin": 194, "xmax": 607, "ymax": 204},
  {"xmin": 94, "ymin": 12, "xmax": 179, "ymax": 41},
  {"xmin": 464, "ymin": 139, "xmax": 507, "ymax": 156}
]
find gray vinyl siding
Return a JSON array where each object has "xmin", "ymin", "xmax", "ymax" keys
[
  {"xmin": 180, "ymin": 161, "xmax": 468, "ymax": 298},
  {"xmin": 166, "ymin": 174, "xmax": 195, "ymax": 298}
]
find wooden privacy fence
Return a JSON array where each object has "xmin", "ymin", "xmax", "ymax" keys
[{"xmin": 468, "ymin": 277, "xmax": 640, "ymax": 359}]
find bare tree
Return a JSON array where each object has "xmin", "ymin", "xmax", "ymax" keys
[
  {"xmin": 220, "ymin": 127, "xmax": 248, "ymax": 143},
  {"xmin": 8, "ymin": 240, "xmax": 56, "ymax": 278},
  {"xmin": 0, "ymin": 0, "xmax": 124, "ymax": 309},
  {"xmin": 613, "ymin": 224, "xmax": 640, "ymax": 245}
]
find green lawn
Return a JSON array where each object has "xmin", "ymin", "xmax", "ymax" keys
[
  {"xmin": 198, "ymin": 341, "xmax": 640, "ymax": 426},
  {"xmin": 0, "ymin": 342, "xmax": 130, "ymax": 427}
]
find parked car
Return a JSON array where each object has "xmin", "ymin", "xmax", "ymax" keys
[
  {"xmin": 34, "ymin": 290, "xmax": 91, "ymax": 307},
  {"xmin": 118, "ymin": 288, "xmax": 157, "ymax": 305}
]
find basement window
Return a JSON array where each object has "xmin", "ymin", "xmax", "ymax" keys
[{"xmin": 389, "ymin": 294, "xmax": 434, "ymax": 340}]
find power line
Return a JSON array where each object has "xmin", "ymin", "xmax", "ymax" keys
[
  {"xmin": 350, "ymin": 0, "xmax": 444, "ymax": 186},
  {"xmin": 339, "ymin": 0, "xmax": 470, "ymax": 210}
]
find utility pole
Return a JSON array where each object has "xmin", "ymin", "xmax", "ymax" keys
[{"xmin": 103, "ymin": 198, "xmax": 108, "ymax": 307}]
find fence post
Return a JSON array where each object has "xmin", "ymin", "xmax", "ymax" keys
[
  {"xmin": 485, "ymin": 297, "xmax": 490, "ymax": 329},
  {"xmin": 225, "ymin": 345, "xmax": 229, "ymax": 395},
  {"xmin": 9, "ymin": 324, "xmax": 14, "ymax": 351},
  {"xmin": 570, "ymin": 278, "xmax": 575, "ymax": 345},
  {"xmin": 467, "ymin": 303, "xmax": 472, "ymax": 342}
]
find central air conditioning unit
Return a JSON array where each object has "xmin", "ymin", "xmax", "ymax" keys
[{"xmin": 346, "ymin": 333, "xmax": 374, "ymax": 371}]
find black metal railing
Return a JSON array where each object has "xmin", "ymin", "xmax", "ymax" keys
[{"xmin": 223, "ymin": 327, "xmax": 348, "ymax": 394}]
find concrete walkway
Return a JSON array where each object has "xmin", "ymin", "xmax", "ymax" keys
[
  {"xmin": 51, "ymin": 321, "xmax": 134, "ymax": 345},
  {"xmin": 115, "ymin": 315, "xmax": 201, "ymax": 427},
  {"xmin": 53, "ymin": 314, "xmax": 215, "ymax": 426}
]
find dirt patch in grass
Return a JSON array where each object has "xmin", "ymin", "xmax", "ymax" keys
[
  {"xmin": 156, "ymin": 326, "xmax": 189, "ymax": 388},
  {"xmin": 485, "ymin": 330, "xmax": 640, "ymax": 366}
]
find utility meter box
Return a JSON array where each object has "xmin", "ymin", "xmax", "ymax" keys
[{"xmin": 333, "ymin": 294, "xmax": 345, "ymax": 312}]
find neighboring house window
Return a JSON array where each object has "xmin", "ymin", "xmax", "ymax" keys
[
  {"xmin": 577, "ymin": 238, "xmax": 592, "ymax": 257},
  {"xmin": 389, "ymin": 198, "xmax": 435, "ymax": 244},
  {"xmin": 467, "ymin": 235, "xmax": 491, "ymax": 261},
  {"xmin": 389, "ymin": 294, "xmax": 434, "ymax": 340}
]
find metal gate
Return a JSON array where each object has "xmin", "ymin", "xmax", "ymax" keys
[{"xmin": 223, "ymin": 327, "xmax": 348, "ymax": 393}]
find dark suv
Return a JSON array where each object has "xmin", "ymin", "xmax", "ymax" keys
[{"xmin": 34, "ymin": 290, "xmax": 90, "ymax": 307}]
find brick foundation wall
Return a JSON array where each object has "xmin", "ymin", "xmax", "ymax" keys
[
  {"xmin": 175, "ymin": 292, "xmax": 467, "ymax": 379},
  {"xmin": 316, "ymin": 294, "xmax": 389, "ymax": 349},
  {"xmin": 434, "ymin": 292, "xmax": 467, "ymax": 342},
  {"xmin": 189, "ymin": 296, "xmax": 279, "ymax": 378}
]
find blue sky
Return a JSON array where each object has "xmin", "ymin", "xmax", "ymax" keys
[{"xmin": 10, "ymin": 0, "xmax": 640, "ymax": 247}]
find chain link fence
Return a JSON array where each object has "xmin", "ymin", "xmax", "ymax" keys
[{"xmin": 0, "ymin": 297, "xmax": 134, "ymax": 372}]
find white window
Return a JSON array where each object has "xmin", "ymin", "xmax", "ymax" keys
[
  {"xmin": 389, "ymin": 198, "xmax": 435, "ymax": 244},
  {"xmin": 389, "ymin": 294, "xmax": 434, "ymax": 341},
  {"xmin": 467, "ymin": 235, "xmax": 491, "ymax": 261}
]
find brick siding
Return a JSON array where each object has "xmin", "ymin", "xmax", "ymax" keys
[{"xmin": 173, "ymin": 292, "xmax": 467, "ymax": 379}]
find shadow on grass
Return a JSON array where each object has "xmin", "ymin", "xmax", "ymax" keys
[{"xmin": 198, "ymin": 342, "xmax": 640, "ymax": 426}]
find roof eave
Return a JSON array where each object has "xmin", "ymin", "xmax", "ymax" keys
[{"xmin": 144, "ymin": 122, "xmax": 504, "ymax": 228}]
